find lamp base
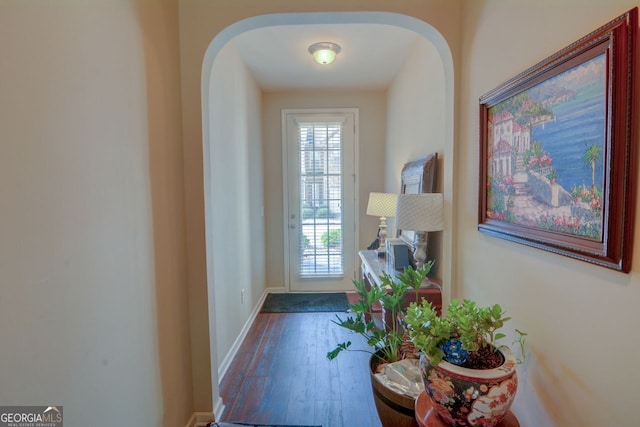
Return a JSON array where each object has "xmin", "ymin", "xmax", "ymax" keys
[
  {"xmin": 377, "ymin": 220, "xmax": 388, "ymax": 258},
  {"xmin": 413, "ymin": 231, "xmax": 428, "ymax": 270}
]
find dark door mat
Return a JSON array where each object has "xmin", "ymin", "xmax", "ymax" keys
[
  {"xmin": 260, "ymin": 292, "xmax": 349, "ymax": 313},
  {"xmin": 209, "ymin": 423, "xmax": 321, "ymax": 427}
]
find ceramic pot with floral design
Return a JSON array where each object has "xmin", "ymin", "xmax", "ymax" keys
[{"xmin": 419, "ymin": 347, "xmax": 517, "ymax": 427}]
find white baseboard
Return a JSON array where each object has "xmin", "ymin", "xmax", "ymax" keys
[
  {"xmin": 218, "ymin": 290, "xmax": 268, "ymax": 382},
  {"xmin": 186, "ymin": 290, "xmax": 289, "ymax": 427},
  {"xmin": 184, "ymin": 411, "xmax": 215, "ymax": 427},
  {"xmin": 213, "ymin": 397, "xmax": 225, "ymax": 423},
  {"xmin": 214, "ymin": 287, "xmax": 285, "ymax": 423},
  {"xmin": 217, "ymin": 288, "xmax": 276, "ymax": 382}
]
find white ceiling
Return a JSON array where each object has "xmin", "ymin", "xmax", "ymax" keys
[{"xmin": 231, "ymin": 24, "xmax": 421, "ymax": 90}]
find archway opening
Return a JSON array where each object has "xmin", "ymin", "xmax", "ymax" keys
[{"xmin": 200, "ymin": 11, "xmax": 455, "ymax": 415}]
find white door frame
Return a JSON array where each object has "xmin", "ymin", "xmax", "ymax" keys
[{"xmin": 281, "ymin": 108, "xmax": 360, "ymax": 292}]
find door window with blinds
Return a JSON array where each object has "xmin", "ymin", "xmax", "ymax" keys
[
  {"xmin": 283, "ymin": 109, "xmax": 357, "ymax": 292},
  {"xmin": 299, "ymin": 121, "xmax": 343, "ymax": 275}
]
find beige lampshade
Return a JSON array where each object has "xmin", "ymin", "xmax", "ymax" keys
[
  {"xmin": 395, "ymin": 193, "xmax": 444, "ymax": 232},
  {"xmin": 366, "ymin": 192, "xmax": 398, "ymax": 218}
]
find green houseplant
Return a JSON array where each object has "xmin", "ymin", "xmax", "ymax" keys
[
  {"xmin": 327, "ymin": 263, "xmax": 432, "ymax": 427},
  {"xmin": 327, "ymin": 262, "xmax": 432, "ymax": 364},
  {"xmin": 404, "ymin": 298, "xmax": 526, "ymax": 427}
]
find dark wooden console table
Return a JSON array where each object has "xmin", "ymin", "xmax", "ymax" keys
[{"xmin": 358, "ymin": 250, "xmax": 442, "ymax": 325}]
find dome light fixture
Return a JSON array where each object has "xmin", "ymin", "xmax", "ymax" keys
[{"xmin": 308, "ymin": 42, "xmax": 341, "ymax": 65}]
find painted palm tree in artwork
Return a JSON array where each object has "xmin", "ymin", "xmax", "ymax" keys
[{"xmin": 583, "ymin": 143, "xmax": 601, "ymax": 190}]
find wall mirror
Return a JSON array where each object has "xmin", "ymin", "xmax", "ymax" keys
[{"xmin": 397, "ymin": 153, "xmax": 438, "ymax": 260}]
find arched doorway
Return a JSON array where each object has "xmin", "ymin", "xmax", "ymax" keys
[{"xmin": 200, "ymin": 11, "xmax": 455, "ymax": 416}]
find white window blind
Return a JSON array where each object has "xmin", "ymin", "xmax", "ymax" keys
[{"xmin": 297, "ymin": 121, "xmax": 344, "ymax": 276}]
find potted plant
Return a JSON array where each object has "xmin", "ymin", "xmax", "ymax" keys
[
  {"xmin": 327, "ymin": 263, "xmax": 433, "ymax": 427},
  {"xmin": 404, "ymin": 298, "xmax": 527, "ymax": 427}
]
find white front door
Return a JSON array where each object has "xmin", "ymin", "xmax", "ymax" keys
[{"xmin": 282, "ymin": 109, "xmax": 358, "ymax": 292}]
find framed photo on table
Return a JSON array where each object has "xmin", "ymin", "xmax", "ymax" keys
[
  {"xmin": 478, "ymin": 8, "xmax": 637, "ymax": 273},
  {"xmin": 397, "ymin": 153, "xmax": 438, "ymax": 260}
]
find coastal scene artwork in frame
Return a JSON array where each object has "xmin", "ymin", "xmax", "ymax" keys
[{"xmin": 478, "ymin": 8, "xmax": 637, "ymax": 273}]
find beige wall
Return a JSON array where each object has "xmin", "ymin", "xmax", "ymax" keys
[
  {"xmin": 206, "ymin": 40, "xmax": 265, "ymax": 376},
  {"xmin": 262, "ymin": 90, "xmax": 387, "ymax": 288},
  {"xmin": 0, "ymin": 1, "xmax": 193, "ymax": 426},
  {"xmin": 385, "ymin": 36, "xmax": 447, "ymax": 280},
  {"xmin": 459, "ymin": 1, "xmax": 640, "ymax": 426}
]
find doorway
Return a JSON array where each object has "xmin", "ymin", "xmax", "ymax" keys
[
  {"xmin": 283, "ymin": 109, "xmax": 358, "ymax": 291},
  {"xmin": 200, "ymin": 11, "xmax": 455, "ymax": 417}
]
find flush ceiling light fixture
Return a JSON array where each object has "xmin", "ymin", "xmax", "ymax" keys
[{"xmin": 308, "ymin": 42, "xmax": 341, "ymax": 65}]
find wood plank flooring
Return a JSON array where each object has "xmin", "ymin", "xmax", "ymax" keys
[{"xmin": 219, "ymin": 311, "xmax": 383, "ymax": 427}]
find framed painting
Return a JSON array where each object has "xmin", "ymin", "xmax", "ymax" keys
[
  {"xmin": 397, "ymin": 153, "xmax": 438, "ymax": 254},
  {"xmin": 478, "ymin": 8, "xmax": 637, "ymax": 273}
]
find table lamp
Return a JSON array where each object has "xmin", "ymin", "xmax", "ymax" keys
[
  {"xmin": 395, "ymin": 193, "xmax": 444, "ymax": 269},
  {"xmin": 366, "ymin": 192, "xmax": 398, "ymax": 256}
]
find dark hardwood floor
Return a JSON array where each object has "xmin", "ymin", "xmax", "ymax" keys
[{"xmin": 218, "ymin": 310, "xmax": 383, "ymax": 427}]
